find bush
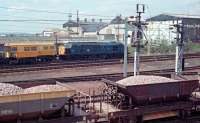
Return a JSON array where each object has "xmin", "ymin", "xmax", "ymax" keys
[
  {"xmin": 185, "ymin": 41, "xmax": 200, "ymax": 53},
  {"xmin": 128, "ymin": 40, "xmax": 200, "ymax": 56}
]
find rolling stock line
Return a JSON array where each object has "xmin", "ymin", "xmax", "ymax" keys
[
  {"xmin": 5, "ymin": 67, "xmax": 200, "ymax": 107},
  {"xmin": 2, "ymin": 67, "xmax": 200, "ymax": 123},
  {"xmin": 0, "ymin": 53, "xmax": 200, "ymax": 74},
  {"xmin": 1, "ymin": 52, "xmax": 200, "ymax": 69}
]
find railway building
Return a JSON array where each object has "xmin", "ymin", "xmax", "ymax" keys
[
  {"xmin": 42, "ymin": 28, "xmax": 70, "ymax": 37},
  {"xmin": 63, "ymin": 18, "xmax": 107, "ymax": 38},
  {"xmin": 145, "ymin": 13, "xmax": 200, "ymax": 45},
  {"xmin": 98, "ymin": 16, "xmax": 135, "ymax": 44},
  {"xmin": 62, "ymin": 16, "xmax": 136, "ymax": 43}
]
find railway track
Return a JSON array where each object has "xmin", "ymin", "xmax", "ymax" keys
[
  {"xmin": 0, "ymin": 60, "xmax": 122, "ymax": 74},
  {"xmin": 6, "ymin": 65, "xmax": 200, "ymax": 85},
  {"xmin": 0, "ymin": 53, "xmax": 200, "ymax": 74}
]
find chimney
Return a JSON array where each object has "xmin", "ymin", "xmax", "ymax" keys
[
  {"xmin": 99, "ymin": 19, "xmax": 102, "ymax": 23},
  {"xmin": 68, "ymin": 13, "xmax": 72, "ymax": 21},
  {"xmin": 92, "ymin": 18, "xmax": 95, "ymax": 22},
  {"xmin": 84, "ymin": 18, "xmax": 87, "ymax": 23}
]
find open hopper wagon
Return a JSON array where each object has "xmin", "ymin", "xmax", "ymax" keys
[
  {"xmin": 103, "ymin": 75, "xmax": 199, "ymax": 105},
  {"xmin": 0, "ymin": 85, "xmax": 76, "ymax": 122}
]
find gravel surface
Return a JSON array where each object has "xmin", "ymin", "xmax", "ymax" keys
[
  {"xmin": 22, "ymin": 85, "xmax": 68, "ymax": 94},
  {"xmin": 116, "ymin": 75, "xmax": 178, "ymax": 86},
  {"xmin": 0, "ymin": 58, "xmax": 199, "ymax": 83},
  {"xmin": 0, "ymin": 83, "xmax": 22, "ymax": 96},
  {"xmin": 192, "ymin": 92, "xmax": 200, "ymax": 99}
]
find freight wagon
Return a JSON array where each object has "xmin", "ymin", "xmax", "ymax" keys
[
  {"xmin": 103, "ymin": 75, "xmax": 200, "ymax": 123},
  {"xmin": 104, "ymin": 75, "xmax": 199, "ymax": 106},
  {"xmin": 64, "ymin": 41, "xmax": 124, "ymax": 59},
  {"xmin": 0, "ymin": 83, "xmax": 76, "ymax": 123}
]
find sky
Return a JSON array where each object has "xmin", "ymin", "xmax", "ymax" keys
[{"xmin": 0, "ymin": 0, "xmax": 199, "ymax": 33}]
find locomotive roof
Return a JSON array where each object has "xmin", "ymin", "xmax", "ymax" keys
[
  {"xmin": 66, "ymin": 41, "xmax": 123, "ymax": 45},
  {"xmin": 4, "ymin": 41, "xmax": 54, "ymax": 46},
  {"xmin": 0, "ymin": 36, "xmax": 54, "ymax": 42}
]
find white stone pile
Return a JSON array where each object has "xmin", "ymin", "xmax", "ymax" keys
[
  {"xmin": 22, "ymin": 85, "xmax": 67, "ymax": 94},
  {"xmin": 116, "ymin": 75, "xmax": 178, "ymax": 86},
  {"xmin": 192, "ymin": 92, "xmax": 200, "ymax": 99},
  {"xmin": 0, "ymin": 83, "xmax": 68, "ymax": 96},
  {"xmin": 0, "ymin": 83, "xmax": 22, "ymax": 96}
]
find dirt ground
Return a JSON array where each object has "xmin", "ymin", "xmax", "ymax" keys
[{"xmin": 63, "ymin": 81, "xmax": 106, "ymax": 95}]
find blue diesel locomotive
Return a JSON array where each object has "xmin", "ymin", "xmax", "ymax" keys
[{"xmin": 64, "ymin": 41, "xmax": 124, "ymax": 59}]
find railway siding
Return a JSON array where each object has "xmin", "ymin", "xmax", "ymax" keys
[
  {"xmin": 0, "ymin": 53, "xmax": 200, "ymax": 74},
  {"xmin": 0, "ymin": 58, "xmax": 200, "ymax": 83}
]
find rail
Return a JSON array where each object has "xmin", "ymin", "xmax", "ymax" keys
[
  {"xmin": 5, "ymin": 67, "xmax": 199, "ymax": 85},
  {"xmin": 0, "ymin": 52, "xmax": 200, "ymax": 74}
]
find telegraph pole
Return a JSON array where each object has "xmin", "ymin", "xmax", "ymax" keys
[
  {"xmin": 54, "ymin": 32, "xmax": 59, "ymax": 60},
  {"xmin": 133, "ymin": 4, "xmax": 145, "ymax": 76},
  {"xmin": 68, "ymin": 13, "xmax": 72, "ymax": 33},
  {"xmin": 77, "ymin": 10, "xmax": 79, "ymax": 35},
  {"xmin": 174, "ymin": 22, "xmax": 184, "ymax": 74}
]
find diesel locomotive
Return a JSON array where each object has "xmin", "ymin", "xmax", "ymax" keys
[{"xmin": 0, "ymin": 41, "xmax": 124, "ymax": 64}]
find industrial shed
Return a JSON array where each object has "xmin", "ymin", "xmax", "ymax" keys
[{"xmin": 146, "ymin": 13, "xmax": 200, "ymax": 44}]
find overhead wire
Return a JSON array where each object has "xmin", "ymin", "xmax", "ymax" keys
[
  {"xmin": 0, "ymin": 12, "xmax": 113, "ymax": 32},
  {"xmin": 0, "ymin": 13, "xmax": 71, "ymax": 29},
  {"xmin": 0, "ymin": 5, "xmax": 114, "ymax": 33},
  {"xmin": 0, "ymin": 19, "xmax": 113, "ymax": 22},
  {"xmin": 0, "ymin": 6, "xmax": 115, "ymax": 18},
  {"xmin": 0, "ymin": 20, "xmax": 63, "ymax": 26},
  {"xmin": 0, "ymin": 8, "xmax": 113, "ymax": 27}
]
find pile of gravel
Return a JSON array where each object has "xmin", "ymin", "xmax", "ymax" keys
[
  {"xmin": 0, "ymin": 83, "xmax": 22, "ymax": 96},
  {"xmin": 22, "ymin": 85, "xmax": 68, "ymax": 94},
  {"xmin": 192, "ymin": 92, "xmax": 200, "ymax": 99},
  {"xmin": 116, "ymin": 75, "xmax": 178, "ymax": 86},
  {"xmin": 0, "ymin": 83, "xmax": 69, "ymax": 96}
]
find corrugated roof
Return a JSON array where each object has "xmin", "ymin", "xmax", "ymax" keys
[
  {"xmin": 146, "ymin": 13, "xmax": 200, "ymax": 21},
  {"xmin": 0, "ymin": 36, "xmax": 54, "ymax": 43},
  {"xmin": 63, "ymin": 21, "xmax": 107, "ymax": 32},
  {"xmin": 82, "ymin": 22, "xmax": 107, "ymax": 32},
  {"xmin": 110, "ymin": 16, "xmax": 125, "ymax": 24},
  {"xmin": 63, "ymin": 20, "xmax": 79, "ymax": 28},
  {"xmin": 169, "ymin": 13, "xmax": 200, "ymax": 19}
]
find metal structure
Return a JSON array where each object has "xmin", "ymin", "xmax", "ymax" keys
[
  {"xmin": 123, "ymin": 4, "xmax": 146, "ymax": 77},
  {"xmin": 173, "ymin": 22, "xmax": 184, "ymax": 74},
  {"xmin": 76, "ymin": 10, "xmax": 80, "ymax": 35},
  {"xmin": 123, "ymin": 17, "xmax": 128, "ymax": 77},
  {"xmin": 133, "ymin": 4, "xmax": 145, "ymax": 76},
  {"xmin": 54, "ymin": 32, "xmax": 59, "ymax": 60}
]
